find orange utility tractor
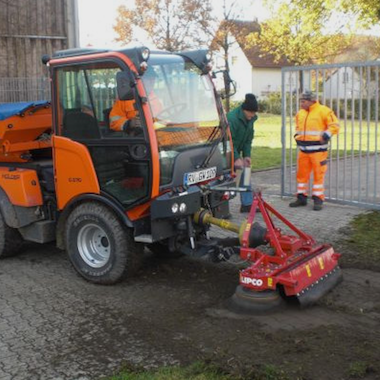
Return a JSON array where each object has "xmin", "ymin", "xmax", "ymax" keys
[{"xmin": 0, "ymin": 47, "xmax": 341, "ymax": 312}]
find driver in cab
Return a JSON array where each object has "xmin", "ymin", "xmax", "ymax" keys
[{"xmin": 109, "ymin": 69, "xmax": 162, "ymax": 132}]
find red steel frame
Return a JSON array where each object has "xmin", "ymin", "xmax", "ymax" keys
[{"xmin": 238, "ymin": 192, "xmax": 341, "ymax": 297}]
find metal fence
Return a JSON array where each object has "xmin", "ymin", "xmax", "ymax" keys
[
  {"xmin": 0, "ymin": 77, "xmax": 50, "ymax": 103},
  {"xmin": 281, "ymin": 61, "xmax": 380, "ymax": 210}
]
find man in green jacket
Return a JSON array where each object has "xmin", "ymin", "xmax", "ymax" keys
[{"xmin": 227, "ymin": 93, "xmax": 258, "ymax": 212}]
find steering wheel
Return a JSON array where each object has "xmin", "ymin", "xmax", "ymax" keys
[{"xmin": 155, "ymin": 103, "xmax": 187, "ymax": 119}]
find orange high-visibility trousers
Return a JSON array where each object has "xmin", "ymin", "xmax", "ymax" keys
[{"xmin": 296, "ymin": 151, "xmax": 328, "ymax": 200}]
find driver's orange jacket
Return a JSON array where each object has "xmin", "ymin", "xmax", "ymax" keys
[
  {"xmin": 109, "ymin": 99, "xmax": 137, "ymax": 131},
  {"xmin": 109, "ymin": 93, "xmax": 162, "ymax": 131},
  {"xmin": 295, "ymin": 101, "xmax": 339, "ymax": 153}
]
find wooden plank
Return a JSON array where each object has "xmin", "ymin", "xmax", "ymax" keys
[
  {"xmin": 28, "ymin": 0, "xmax": 38, "ymax": 35},
  {"xmin": 0, "ymin": 0, "xmax": 73, "ymax": 79},
  {"xmin": 0, "ymin": 39, "xmax": 7, "ymax": 77},
  {"xmin": 0, "ymin": 2, "xmax": 8, "ymax": 34}
]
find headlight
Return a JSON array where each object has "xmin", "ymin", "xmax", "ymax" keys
[
  {"xmin": 140, "ymin": 61, "xmax": 148, "ymax": 72},
  {"xmin": 141, "ymin": 47, "xmax": 150, "ymax": 61},
  {"xmin": 221, "ymin": 191, "xmax": 230, "ymax": 200},
  {"xmin": 171, "ymin": 203, "xmax": 179, "ymax": 213},
  {"xmin": 179, "ymin": 203, "xmax": 187, "ymax": 213}
]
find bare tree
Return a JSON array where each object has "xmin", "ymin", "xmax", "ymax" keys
[
  {"xmin": 203, "ymin": 0, "xmax": 255, "ymax": 112},
  {"xmin": 113, "ymin": 0, "xmax": 213, "ymax": 52}
]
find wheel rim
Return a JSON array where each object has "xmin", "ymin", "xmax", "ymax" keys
[{"xmin": 77, "ymin": 223, "xmax": 111, "ymax": 268}]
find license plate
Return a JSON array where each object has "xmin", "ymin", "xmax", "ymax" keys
[{"xmin": 184, "ymin": 167, "xmax": 217, "ymax": 186}]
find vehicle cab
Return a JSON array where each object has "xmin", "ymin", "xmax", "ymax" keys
[{"xmin": 47, "ymin": 47, "xmax": 234, "ymax": 245}]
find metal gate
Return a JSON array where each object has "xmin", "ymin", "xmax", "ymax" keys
[{"xmin": 281, "ymin": 61, "xmax": 380, "ymax": 210}]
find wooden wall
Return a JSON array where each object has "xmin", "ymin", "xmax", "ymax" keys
[{"xmin": 0, "ymin": 0, "xmax": 78, "ymax": 78}]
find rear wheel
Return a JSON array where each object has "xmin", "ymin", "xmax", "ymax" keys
[
  {"xmin": 65, "ymin": 203, "xmax": 142, "ymax": 284},
  {"xmin": 0, "ymin": 212, "xmax": 23, "ymax": 258}
]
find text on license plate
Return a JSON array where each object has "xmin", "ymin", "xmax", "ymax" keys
[{"xmin": 184, "ymin": 167, "xmax": 217, "ymax": 185}]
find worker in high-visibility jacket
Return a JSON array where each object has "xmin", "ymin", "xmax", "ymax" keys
[
  {"xmin": 109, "ymin": 99, "xmax": 137, "ymax": 131},
  {"xmin": 289, "ymin": 91, "xmax": 340, "ymax": 211},
  {"xmin": 109, "ymin": 68, "xmax": 162, "ymax": 133}
]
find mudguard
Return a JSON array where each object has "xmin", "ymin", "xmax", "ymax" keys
[
  {"xmin": 0, "ymin": 187, "xmax": 43, "ymax": 228},
  {"xmin": 55, "ymin": 193, "xmax": 134, "ymax": 250}
]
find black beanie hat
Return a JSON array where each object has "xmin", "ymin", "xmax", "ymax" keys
[{"xmin": 242, "ymin": 93, "xmax": 258, "ymax": 112}]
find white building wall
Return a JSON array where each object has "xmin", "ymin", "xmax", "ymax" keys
[
  {"xmin": 214, "ymin": 36, "xmax": 284, "ymax": 102},
  {"xmin": 228, "ymin": 48, "xmax": 283, "ymax": 101},
  {"xmin": 251, "ymin": 67, "xmax": 282, "ymax": 99},
  {"xmin": 228, "ymin": 44, "xmax": 253, "ymax": 101},
  {"xmin": 324, "ymin": 67, "xmax": 362, "ymax": 99}
]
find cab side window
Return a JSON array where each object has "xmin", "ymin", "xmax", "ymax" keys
[{"xmin": 57, "ymin": 64, "xmax": 120, "ymax": 139}]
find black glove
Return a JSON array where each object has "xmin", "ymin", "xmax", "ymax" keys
[
  {"xmin": 123, "ymin": 117, "xmax": 141, "ymax": 130},
  {"xmin": 123, "ymin": 117, "xmax": 143, "ymax": 136},
  {"xmin": 322, "ymin": 132, "xmax": 331, "ymax": 142}
]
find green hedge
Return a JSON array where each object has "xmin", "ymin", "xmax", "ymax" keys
[
  {"xmin": 258, "ymin": 92, "xmax": 282, "ymax": 114},
  {"xmin": 329, "ymin": 98, "xmax": 380, "ymax": 120}
]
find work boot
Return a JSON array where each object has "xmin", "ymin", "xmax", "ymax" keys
[
  {"xmin": 312, "ymin": 195, "xmax": 323, "ymax": 211},
  {"xmin": 289, "ymin": 194, "xmax": 307, "ymax": 207},
  {"xmin": 240, "ymin": 205, "xmax": 261, "ymax": 213},
  {"xmin": 240, "ymin": 205, "xmax": 252, "ymax": 213}
]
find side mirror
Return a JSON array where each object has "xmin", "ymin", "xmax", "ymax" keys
[
  {"xmin": 212, "ymin": 70, "xmax": 236, "ymax": 99},
  {"xmin": 116, "ymin": 71, "xmax": 135, "ymax": 101}
]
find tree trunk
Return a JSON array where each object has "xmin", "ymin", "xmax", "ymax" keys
[{"xmin": 224, "ymin": 40, "xmax": 230, "ymax": 113}]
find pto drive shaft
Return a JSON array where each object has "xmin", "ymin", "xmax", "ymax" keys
[{"xmin": 193, "ymin": 209, "xmax": 267, "ymax": 248}]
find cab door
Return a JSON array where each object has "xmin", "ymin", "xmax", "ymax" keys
[{"xmin": 52, "ymin": 59, "xmax": 151, "ymax": 211}]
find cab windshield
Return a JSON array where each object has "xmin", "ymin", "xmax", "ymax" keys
[
  {"xmin": 143, "ymin": 54, "xmax": 221, "ymax": 149},
  {"xmin": 144, "ymin": 54, "xmax": 228, "ymax": 186}
]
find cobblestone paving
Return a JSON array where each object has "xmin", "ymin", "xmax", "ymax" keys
[{"xmin": 0, "ymin": 246, "xmax": 180, "ymax": 380}]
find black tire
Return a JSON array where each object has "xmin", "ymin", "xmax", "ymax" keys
[
  {"xmin": 65, "ymin": 203, "xmax": 142, "ymax": 284},
  {"xmin": 0, "ymin": 212, "xmax": 23, "ymax": 258}
]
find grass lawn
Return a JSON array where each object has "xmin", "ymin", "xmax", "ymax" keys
[
  {"xmin": 252, "ymin": 114, "xmax": 284, "ymax": 171},
  {"xmin": 106, "ymin": 361, "xmax": 289, "ymax": 380},
  {"xmin": 338, "ymin": 210, "xmax": 380, "ymax": 271},
  {"xmin": 106, "ymin": 362, "xmax": 233, "ymax": 380}
]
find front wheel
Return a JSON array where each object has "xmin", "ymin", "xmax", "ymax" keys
[{"xmin": 65, "ymin": 203, "xmax": 142, "ymax": 284}]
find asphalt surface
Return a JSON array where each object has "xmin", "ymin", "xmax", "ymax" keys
[{"xmin": 0, "ymin": 168, "xmax": 370, "ymax": 380}]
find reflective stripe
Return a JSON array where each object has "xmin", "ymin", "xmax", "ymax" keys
[
  {"xmin": 312, "ymin": 190, "xmax": 324, "ymax": 196},
  {"xmin": 324, "ymin": 130, "xmax": 332, "ymax": 137},
  {"xmin": 297, "ymin": 182, "xmax": 308, "ymax": 186},
  {"xmin": 296, "ymin": 131, "xmax": 322, "ymax": 136},
  {"xmin": 110, "ymin": 115, "xmax": 122, "ymax": 122},
  {"xmin": 299, "ymin": 144, "xmax": 328, "ymax": 152},
  {"xmin": 313, "ymin": 184, "xmax": 324, "ymax": 189}
]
